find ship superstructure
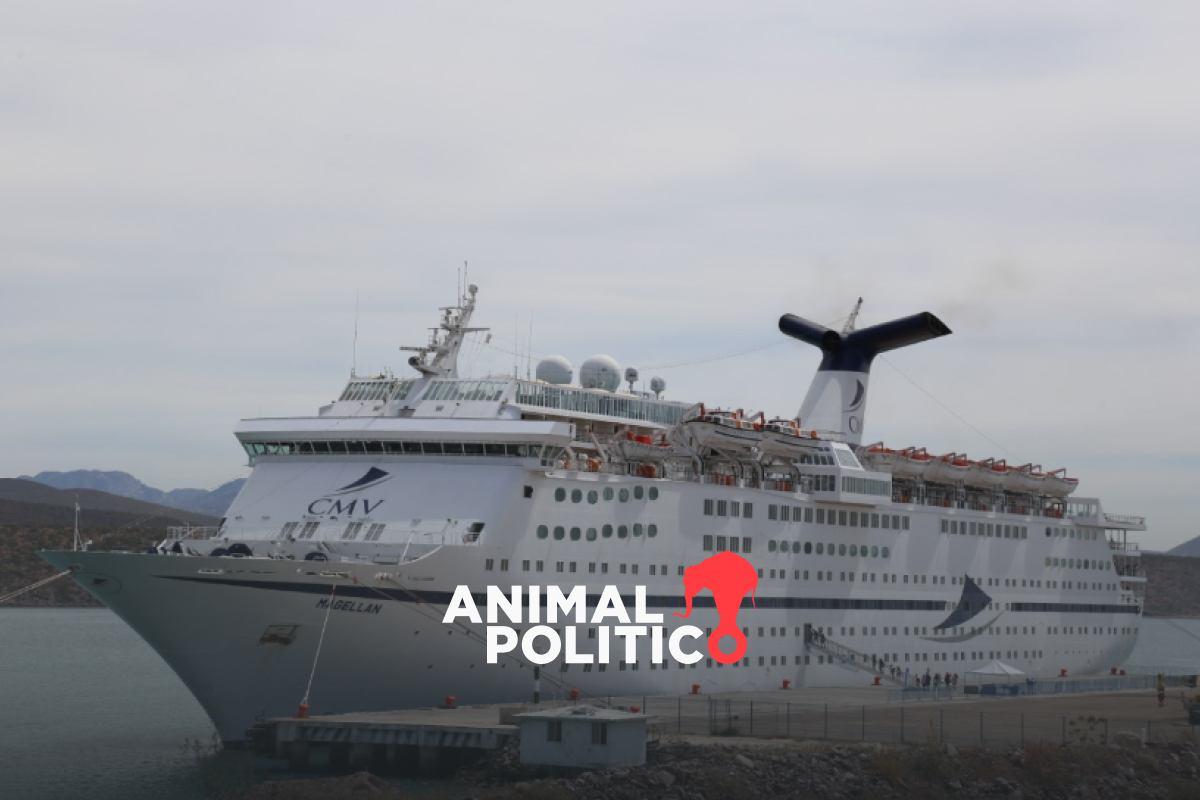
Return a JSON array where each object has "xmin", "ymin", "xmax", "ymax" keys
[{"xmin": 43, "ymin": 285, "xmax": 1145, "ymax": 742}]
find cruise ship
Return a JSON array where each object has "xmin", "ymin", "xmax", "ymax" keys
[{"xmin": 42, "ymin": 285, "xmax": 1146, "ymax": 742}]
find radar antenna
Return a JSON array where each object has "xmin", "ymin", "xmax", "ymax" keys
[{"xmin": 842, "ymin": 297, "xmax": 864, "ymax": 334}]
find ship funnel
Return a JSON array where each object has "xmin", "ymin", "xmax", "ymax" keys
[{"xmin": 778, "ymin": 309, "xmax": 951, "ymax": 444}]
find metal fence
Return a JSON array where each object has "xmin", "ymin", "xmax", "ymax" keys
[
  {"xmin": 581, "ymin": 688, "xmax": 1197, "ymax": 749},
  {"xmin": 886, "ymin": 673, "xmax": 1182, "ymax": 703},
  {"xmin": 637, "ymin": 697, "xmax": 1196, "ymax": 748}
]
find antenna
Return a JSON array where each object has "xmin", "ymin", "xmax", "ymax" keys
[
  {"xmin": 73, "ymin": 496, "xmax": 80, "ymax": 552},
  {"xmin": 526, "ymin": 314, "xmax": 533, "ymax": 380},
  {"xmin": 351, "ymin": 290, "xmax": 360, "ymax": 377},
  {"xmin": 842, "ymin": 297, "xmax": 864, "ymax": 334}
]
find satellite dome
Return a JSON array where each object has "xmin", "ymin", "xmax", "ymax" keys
[
  {"xmin": 580, "ymin": 355, "xmax": 621, "ymax": 392},
  {"xmin": 536, "ymin": 355, "xmax": 573, "ymax": 385},
  {"xmin": 650, "ymin": 376, "xmax": 666, "ymax": 397},
  {"xmin": 624, "ymin": 366, "xmax": 639, "ymax": 390}
]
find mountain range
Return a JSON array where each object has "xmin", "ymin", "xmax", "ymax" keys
[
  {"xmin": 19, "ymin": 470, "xmax": 244, "ymax": 517},
  {"xmin": 1169, "ymin": 534, "xmax": 1200, "ymax": 558}
]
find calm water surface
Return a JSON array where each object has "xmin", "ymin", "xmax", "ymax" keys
[
  {"xmin": 0, "ymin": 607, "xmax": 258, "ymax": 800},
  {"xmin": 1, "ymin": 607, "xmax": 475, "ymax": 800}
]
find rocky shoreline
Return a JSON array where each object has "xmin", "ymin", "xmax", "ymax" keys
[{"xmin": 233, "ymin": 735, "xmax": 1200, "ymax": 799}]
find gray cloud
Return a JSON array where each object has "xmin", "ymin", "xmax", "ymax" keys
[{"xmin": 1, "ymin": 2, "xmax": 1197, "ymax": 548}]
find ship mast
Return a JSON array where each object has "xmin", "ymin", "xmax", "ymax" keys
[{"xmin": 400, "ymin": 283, "xmax": 489, "ymax": 379}]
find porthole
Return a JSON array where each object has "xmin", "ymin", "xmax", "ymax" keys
[
  {"xmin": 555, "ymin": 488, "xmax": 566, "ymax": 502},
  {"xmin": 587, "ymin": 490, "xmax": 598, "ymax": 505},
  {"xmin": 816, "ymin": 543, "xmax": 824, "ymax": 555},
  {"xmin": 791, "ymin": 542, "xmax": 800, "ymax": 554},
  {"xmin": 537, "ymin": 525, "xmax": 548, "ymax": 539},
  {"xmin": 769, "ymin": 541, "xmax": 778, "ymax": 553},
  {"xmin": 602, "ymin": 524, "xmax": 613, "ymax": 538},
  {"xmin": 619, "ymin": 489, "xmax": 630, "ymax": 502},
  {"xmin": 648, "ymin": 524, "xmax": 658, "ymax": 537},
  {"xmin": 603, "ymin": 487, "xmax": 614, "ymax": 501},
  {"xmin": 553, "ymin": 526, "xmax": 565, "ymax": 540},
  {"xmin": 633, "ymin": 523, "xmax": 644, "ymax": 537},
  {"xmin": 882, "ymin": 546, "xmax": 890, "ymax": 557},
  {"xmin": 649, "ymin": 487, "xmax": 659, "ymax": 500},
  {"xmin": 570, "ymin": 527, "xmax": 581, "ymax": 541},
  {"xmin": 804, "ymin": 542, "xmax": 813, "ymax": 554},
  {"xmin": 618, "ymin": 525, "xmax": 629, "ymax": 539},
  {"xmin": 586, "ymin": 527, "xmax": 597, "ymax": 541},
  {"xmin": 571, "ymin": 489, "xmax": 582, "ymax": 503},
  {"xmin": 870, "ymin": 546, "xmax": 879, "ymax": 557},
  {"xmin": 849, "ymin": 544, "xmax": 858, "ymax": 557},
  {"xmin": 634, "ymin": 486, "xmax": 645, "ymax": 500}
]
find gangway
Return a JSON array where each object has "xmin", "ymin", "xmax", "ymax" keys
[{"xmin": 804, "ymin": 625, "xmax": 902, "ymax": 685}]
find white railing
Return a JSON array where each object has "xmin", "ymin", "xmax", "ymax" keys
[{"xmin": 166, "ymin": 525, "xmax": 221, "ymax": 540}]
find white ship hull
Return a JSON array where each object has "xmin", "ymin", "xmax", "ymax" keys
[{"xmin": 43, "ymin": 461, "xmax": 1140, "ymax": 742}]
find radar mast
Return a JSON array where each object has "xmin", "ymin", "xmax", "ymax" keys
[{"xmin": 400, "ymin": 283, "xmax": 490, "ymax": 379}]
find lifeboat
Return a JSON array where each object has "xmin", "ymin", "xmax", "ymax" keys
[
  {"xmin": 758, "ymin": 417, "xmax": 820, "ymax": 459},
  {"xmin": 613, "ymin": 430, "xmax": 675, "ymax": 463},
  {"xmin": 1042, "ymin": 468, "xmax": 1078, "ymax": 497},
  {"xmin": 968, "ymin": 457, "xmax": 1009, "ymax": 490},
  {"xmin": 891, "ymin": 446, "xmax": 934, "ymax": 479},
  {"xmin": 1009, "ymin": 463, "xmax": 1046, "ymax": 494},
  {"xmin": 864, "ymin": 443, "xmax": 900, "ymax": 470},
  {"xmin": 925, "ymin": 452, "xmax": 972, "ymax": 483},
  {"xmin": 677, "ymin": 404, "xmax": 764, "ymax": 455}
]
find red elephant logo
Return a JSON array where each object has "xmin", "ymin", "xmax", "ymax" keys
[{"xmin": 674, "ymin": 551, "xmax": 758, "ymax": 664}]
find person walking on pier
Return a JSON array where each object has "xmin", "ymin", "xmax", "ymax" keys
[{"xmin": 1156, "ymin": 673, "xmax": 1166, "ymax": 708}]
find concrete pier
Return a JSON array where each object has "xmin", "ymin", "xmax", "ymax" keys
[{"xmin": 259, "ymin": 705, "xmax": 517, "ymax": 774}]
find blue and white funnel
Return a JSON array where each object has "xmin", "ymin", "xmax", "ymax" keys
[{"xmin": 778, "ymin": 309, "xmax": 951, "ymax": 444}]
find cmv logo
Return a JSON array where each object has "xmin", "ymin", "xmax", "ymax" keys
[{"xmin": 306, "ymin": 467, "xmax": 391, "ymax": 517}]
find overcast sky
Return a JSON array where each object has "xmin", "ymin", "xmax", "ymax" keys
[{"xmin": 2, "ymin": 3, "xmax": 1197, "ymax": 549}]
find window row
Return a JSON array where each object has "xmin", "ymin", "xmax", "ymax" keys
[
  {"xmin": 244, "ymin": 440, "xmax": 539, "ymax": 457},
  {"xmin": 768, "ymin": 503, "xmax": 911, "ymax": 532},
  {"xmin": 1045, "ymin": 526, "xmax": 1100, "ymax": 541},
  {"xmin": 840, "ymin": 476, "xmax": 891, "ymax": 496},
  {"xmin": 941, "ymin": 518, "xmax": 1029, "ymax": 539},
  {"xmin": 423, "ymin": 379, "xmax": 509, "ymax": 403},
  {"xmin": 1044, "ymin": 556, "xmax": 1112, "ymax": 571},
  {"xmin": 338, "ymin": 378, "xmax": 415, "ymax": 402},
  {"xmin": 766, "ymin": 540, "xmax": 891, "ymax": 559},
  {"xmin": 701, "ymin": 498, "xmax": 754, "ymax": 518},
  {"xmin": 555, "ymin": 484, "xmax": 659, "ymax": 504},
  {"xmin": 536, "ymin": 523, "xmax": 660, "ymax": 541},
  {"xmin": 514, "ymin": 380, "xmax": 686, "ymax": 426},
  {"xmin": 700, "ymin": 535, "xmax": 754, "ymax": 554}
]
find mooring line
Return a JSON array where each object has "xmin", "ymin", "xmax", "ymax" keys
[
  {"xmin": 298, "ymin": 583, "xmax": 337, "ymax": 716},
  {"xmin": 0, "ymin": 569, "xmax": 74, "ymax": 605}
]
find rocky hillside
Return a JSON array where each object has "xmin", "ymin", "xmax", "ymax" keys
[
  {"xmin": 21, "ymin": 469, "xmax": 244, "ymax": 517},
  {"xmin": 1141, "ymin": 552, "xmax": 1200, "ymax": 618},
  {"xmin": 0, "ymin": 480, "xmax": 218, "ymax": 606},
  {"xmin": 235, "ymin": 739, "xmax": 1200, "ymax": 800}
]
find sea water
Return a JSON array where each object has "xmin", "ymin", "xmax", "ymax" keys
[
  {"xmin": 0, "ymin": 607, "xmax": 253, "ymax": 800},
  {"xmin": 0, "ymin": 607, "xmax": 477, "ymax": 800}
]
